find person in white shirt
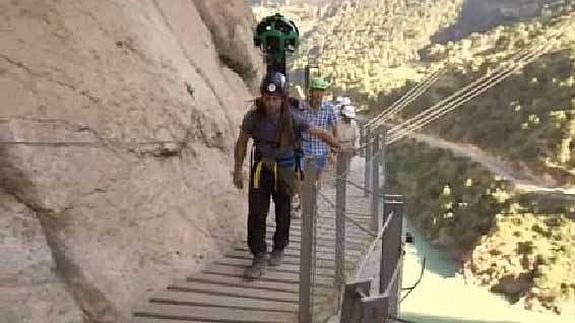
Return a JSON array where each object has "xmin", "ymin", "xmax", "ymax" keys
[{"xmin": 337, "ymin": 105, "xmax": 360, "ymax": 170}]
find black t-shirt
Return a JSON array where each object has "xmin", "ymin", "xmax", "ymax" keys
[{"xmin": 241, "ymin": 109, "xmax": 309, "ymax": 159}]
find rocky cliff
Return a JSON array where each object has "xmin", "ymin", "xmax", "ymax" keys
[{"xmin": 0, "ymin": 1, "xmax": 262, "ymax": 322}]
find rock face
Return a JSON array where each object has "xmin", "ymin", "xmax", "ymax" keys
[
  {"xmin": 0, "ymin": 0, "xmax": 262, "ymax": 322},
  {"xmin": 0, "ymin": 190, "xmax": 83, "ymax": 323}
]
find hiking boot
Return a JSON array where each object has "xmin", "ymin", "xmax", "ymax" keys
[
  {"xmin": 268, "ymin": 249, "xmax": 285, "ymax": 267},
  {"xmin": 245, "ymin": 253, "xmax": 266, "ymax": 279}
]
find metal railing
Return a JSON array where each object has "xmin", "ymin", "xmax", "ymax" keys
[
  {"xmin": 338, "ymin": 204, "xmax": 405, "ymax": 323},
  {"xmin": 298, "ymin": 125, "xmax": 405, "ymax": 322},
  {"xmin": 299, "ymin": 157, "xmax": 317, "ymax": 323}
]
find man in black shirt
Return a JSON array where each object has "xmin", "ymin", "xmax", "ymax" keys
[{"xmin": 233, "ymin": 72, "xmax": 339, "ymax": 279}]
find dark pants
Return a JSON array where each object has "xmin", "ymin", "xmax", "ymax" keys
[{"xmin": 248, "ymin": 163, "xmax": 291, "ymax": 256}]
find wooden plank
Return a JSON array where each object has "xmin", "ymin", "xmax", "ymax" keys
[
  {"xmin": 199, "ymin": 264, "xmax": 334, "ymax": 288},
  {"xmin": 264, "ymin": 214, "xmax": 368, "ymax": 227},
  {"xmin": 319, "ymin": 195, "xmax": 369, "ymax": 202},
  {"xmin": 347, "ymin": 200, "xmax": 372, "ymax": 207},
  {"xmin": 236, "ymin": 240, "xmax": 364, "ymax": 256},
  {"xmin": 134, "ymin": 303, "xmax": 296, "ymax": 323},
  {"xmin": 252, "ymin": 236, "xmax": 366, "ymax": 250},
  {"xmin": 281, "ymin": 220, "xmax": 372, "ymax": 233},
  {"xmin": 251, "ymin": 224, "xmax": 372, "ymax": 243},
  {"xmin": 167, "ymin": 280, "xmax": 298, "ymax": 303},
  {"xmin": 224, "ymin": 247, "xmax": 366, "ymax": 269},
  {"xmin": 186, "ymin": 272, "xmax": 301, "ymax": 293},
  {"xmin": 222, "ymin": 251, "xmax": 354, "ymax": 270},
  {"xmin": 265, "ymin": 229, "xmax": 369, "ymax": 244},
  {"xmin": 149, "ymin": 290, "xmax": 299, "ymax": 313},
  {"xmin": 220, "ymin": 249, "xmax": 329, "ymax": 268},
  {"xmin": 232, "ymin": 246, "xmax": 362, "ymax": 260},
  {"xmin": 318, "ymin": 215, "xmax": 371, "ymax": 225},
  {"xmin": 316, "ymin": 216, "xmax": 372, "ymax": 227},
  {"xmin": 285, "ymin": 224, "xmax": 372, "ymax": 237},
  {"xmin": 267, "ymin": 223, "xmax": 371, "ymax": 235},
  {"xmin": 263, "ymin": 235, "xmax": 369, "ymax": 252},
  {"xmin": 345, "ymin": 208, "xmax": 372, "ymax": 214},
  {"xmin": 266, "ymin": 226, "xmax": 371, "ymax": 241},
  {"xmin": 344, "ymin": 209, "xmax": 372, "ymax": 215},
  {"xmin": 242, "ymin": 236, "xmax": 330, "ymax": 249},
  {"xmin": 213, "ymin": 257, "xmax": 337, "ymax": 277}
]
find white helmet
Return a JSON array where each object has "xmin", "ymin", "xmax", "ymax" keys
[
  {"xmin": 341, "ymin": 105, "xmax": 356, "ymax": 119},
  {"xmin": 335, "ymin": 96, "xmax": 352, "ymax": 105}
]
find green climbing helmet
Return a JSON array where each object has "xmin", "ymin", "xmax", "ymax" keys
[{"xmin": 310, "ymin": 78, "xmax": 330, "ymax": 90}]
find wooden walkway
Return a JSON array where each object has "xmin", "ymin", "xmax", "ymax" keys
[{"xmin": 133, "ymin": 162, "xmax": 373, "ymax": 323}]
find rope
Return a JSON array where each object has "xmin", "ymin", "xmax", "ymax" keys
[
  {"xmin": 0, "ymin": 117, "xmax": 193, "ymax": 149},
  {"xmin": 0, "ymin": 140, "xmax": 186, "ymax": 147},
  {"xmin": 384, "ymin": 15, "xmax": 574, "ymax": 144},
  {"xmin": 367, "ymin": 67, "xmax": 445, "ymax": 130},
  {"xmin": 317, "ymin": 190, "xmax": 377, "ymax": 238},
  {"xmin": 355, "ymin": 211, "xmax": 395, "ymax": 280},
  {"xmin": 368, "ymin": 16, "xmax": 563, "ymax": 135},
  {"xmin": 384, "ymin": 258, "xmax": 403, "ymax": 296},
  {"xmin": 386, "ymin": 44, "xmax": 548, "ymax": 144},
  {"xmin": 325, "ymin": 171, "xmax": 386, "ymax": 198},
  {"xmin": 387, "ymin": 44, "xmax": 535, "ymax": 138},
  {"xmin": 0, "ymin": 141, "xmax": 106, "ymax": 147}
]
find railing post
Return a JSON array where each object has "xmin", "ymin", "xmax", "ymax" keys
[
  {"xmin": 335, "ymin": 151, "xmax": 348, "ymax": 291},
  {"xmin": 361, "ymin": 295, "xmax": 389, "ymax": 323},
  {"xmin": 340, "ymin": 280, "xmax": 371, "ymax": 323},
  {"xmin": 363, "ymin": 127, "xmax": 372, "ymax": 197},
  {"xmin": 380, "ymin": 127, "xmax": 387, "ymax": 191},
  {"xmin": 299, "ymin": 157, "xmax": 317, "ymax": 323},
  {"xmin": 389, "ymin": 201, "xmax": 404, "ymax": 318},
  {"xmin": 359, "ymin": 127, "xmax": 365, "ymax": 158},
  {"xmin": 379, "ymin": 200, "xmax": 404, "ymax": 317},
  {"xmin": 380, "ymin": 201, "xmax": 393, "ymax": 294},
  {"xmin": 370, "ymin": 128, "xmax": 381, "ymax": 231},
  {"xmin": 379, "ymin": 128, "xmax": 387, "ymax": 234}
]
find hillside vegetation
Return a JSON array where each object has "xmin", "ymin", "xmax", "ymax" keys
[
  {"xmin": 385, "ymin": 11, "xmax": 575, "ymax": 184},
  {"xmin": 292, "ymin": 0, "xmax": 463, "ymax": 100},
  {"xmin": 379, "ymin": 7, "xmax": 575, "ymax": 316},
  {"xmin": 387, "ymin": 141, "xmax": 575, "ymax": 315}
]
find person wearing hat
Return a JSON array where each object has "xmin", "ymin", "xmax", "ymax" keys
[
  {"xmin": 233, "ymin": 72, "xmax": 340, "ymax": 279},
  {"xmin": 289, "ymin": 77, "xmax": 339, "ymax": 218},
  {"xmin": 300, "ymin": 77, "xmax": 339, "ymax": 182},
  {"xmin": 338, "ymin": 104, "xmax": 360, "ymax": 170},
  {"xmin": 333, "ymin": 96, "xmax": 352, "ymax": 117}
]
